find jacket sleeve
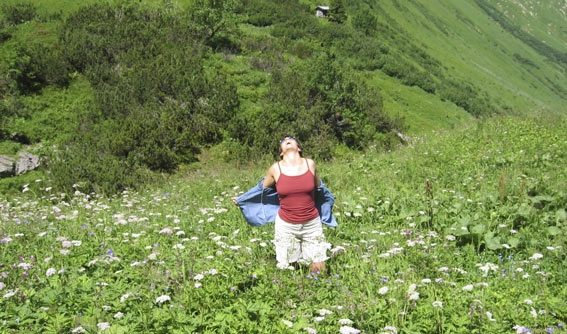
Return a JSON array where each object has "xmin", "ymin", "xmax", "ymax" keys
[
  {"xmin": 236, "ymin": 178, "xmax": 280, "ymax": 226},
  {"xmin": 315, "ymin": 180, "xmax": 338, "ymax": 227}
]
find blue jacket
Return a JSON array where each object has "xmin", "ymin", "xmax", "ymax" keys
[{"xmin": 236, "ymin": 178, "xmax": 338, "ymax": 227}]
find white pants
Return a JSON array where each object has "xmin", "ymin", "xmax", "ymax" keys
[{"xmin": 274, "ymin": 215, "xmax": 330, "ymax": 269}]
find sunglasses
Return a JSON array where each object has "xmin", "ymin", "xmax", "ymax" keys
[{"xmin": 279, "ymin": 136, "xmax": 296, "ymax": 144}]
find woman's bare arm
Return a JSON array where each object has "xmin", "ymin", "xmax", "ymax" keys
[
  {"xmin": 232, "ymin": 163, "xmax": 278, "ymax": 207},
  {"xmin": 262, "ymin": 163, "xmax": 278, "ymax": 187},
  {"xmin": 308, "ymin": 159, "xmax": 321, "ymax": 187}
]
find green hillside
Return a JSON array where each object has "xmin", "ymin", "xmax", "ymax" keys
[
  {"xmin": 358, "ymin": 0, "xmax": 567, "ymax": 114},
  {"xmin": 1, "ymin": 0, "xmax": 566, "ymax": 193}
]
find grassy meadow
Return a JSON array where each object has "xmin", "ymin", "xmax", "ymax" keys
[
  {"xmin": 1, "ymin": 115, "xmax": 566, "ymax": 333},
  {"xmin": 2, "ymin": 0, "xmax": 567, "ymax": 333}
]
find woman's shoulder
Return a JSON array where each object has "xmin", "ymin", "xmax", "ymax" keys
[{"xmin": 305, "ymin": 158, "xmax": 316, "ymax": 167}]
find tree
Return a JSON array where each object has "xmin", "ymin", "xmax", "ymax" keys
[
  {"xmin": 352, "ymin": 9, "xmax": 376, "ymax": 36},
  {"xmin": 329, "ymin": 0, "xmax": 347, "ymax": 24},
  {"xmin": 187, "ymin": 0, "xmax": 242, "ymax": 42}
]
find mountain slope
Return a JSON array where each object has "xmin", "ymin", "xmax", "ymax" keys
[{"xmin": 356, "ymin": 0, "xmax": 567, "ymax": 115}]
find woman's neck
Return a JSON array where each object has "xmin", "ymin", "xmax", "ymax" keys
[{"xmin": 281, "ymin": 152, "xmax": 302, "ymax": 165}]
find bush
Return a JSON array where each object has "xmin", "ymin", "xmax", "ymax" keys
[
  {"xmin": 48, "ymin": 137, "xmax": 152, "ymax": 195},
  {"xmin": 439, "ymin": 79, "xmax": 497, "ymax": 117},
  {"xmin": 0, "ymin": 41, "xmax": 72, "ymax": 96},
  {"xmin": 1, "ymin": 2, "xmax": 37, "ymax": 25},
  {"xmin": 351, "ymin": 9, "xmax": 377, "ymax": 36},
  {"xmin": 49, "ymin": 2, "xmax": 240, "ymax": 193},
  {"xmin": 229, "ymin": 52, "xmax": 398, "ymax": 159}
]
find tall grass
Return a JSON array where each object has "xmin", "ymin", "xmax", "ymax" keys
[{"xmin": 1, "ymin": 115, "xmax": 565, "ymax": 333}]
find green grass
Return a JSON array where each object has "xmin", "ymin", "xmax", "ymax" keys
[
  {"xmin": 364, "ymin": 70, "xmax": 473, "ymax": 135},
  {"xmin": 1, "ymin": 115, "xmax": 566, "ymax": 333},
  {"xmin": 368, "ymin": 0, "xmax": 567, "ymax": 114}
]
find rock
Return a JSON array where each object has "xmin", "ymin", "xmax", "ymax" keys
[
  {"xmin": 395, "ymin": 130, "xmax": 413, "ymax": 145},
  {"xmin": 0, "ymin": 155, "xmax": 15, "ymax": 176},
  {"xmin": 15, "ymin": 152, "xmax": 41, "ymax": 175}
]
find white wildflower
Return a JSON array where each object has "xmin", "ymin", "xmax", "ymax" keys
[
  {"xmin": 486, "ymin": 311, "xmax": 496, "ymax": 321},
  {"xmin": 114, "ymin": 312, "xmax": 124, "ymax": 319},
  {"xmin": 339, "ymin": 318, "xmax": 354, "ymax": 325},
  {"xmin": 378, "ymin": 286, "xmax": 389, "ymax": 295},
  {"xmin": 3, "ymin": 290, "xmax": 18, "ymax": 299},
  {"xmin": 18, "ymin": 263, "xmax": 33, "ymax": 270},
  {"xmin": 339, "ymin": 326, "xmax": 361, "ymax": 334},
  {"xmin": 462, "ymin": 284, "xmax": 474, "ymax": 291},
  {"xmin": 46, "ymin": 268, "xmax": 56, "ymax": 277},
  {"xmin": 319, "ymin": 308, "xmax": 333, "ymax": 316},
  {"xmin": 159, "ymin": 228, "xmax": 173, "ymax": 235},
  {"xmin": 383, "ymin": 325, "xmax": 398, "ymax": 334},
  {"xmin": 281, "ymin": 319, "xmax": 293, "ymax": 328},
  {"xmin": 194, "ymin": 274, "xmax": 204, "ymax": 281},
  {"xmin": 529, "ymin": 253, "xmax": 543, "ymax": 260},
  {"xmin": 407, "ymin": 284, "xmax": 417, "ymax": 294},
  {"xmin": 96, "ymin": 322, "xmax": 110, "ymax": 331},
  {"xmin": 408, "ymin": 292, "xmax": 419, "ymax": 301},
  {"xmin": 71, "ymin": 327, "xmax": 86, "ymax": 333},
  {"xmin": 120, "ymin": 292, "xmax": 133, "ymax": 303},
  {"xmin": 432, "ymin": 301, "xmax": 443, "ymax": 308},
  {"xmin": 155, "ymin": 295, "xmax": 171, "ymax": 303}
]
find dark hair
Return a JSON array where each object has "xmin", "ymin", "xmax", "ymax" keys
[{"xmin": 278, "ymin": 136, "xmax": 303, "ymax": 158}]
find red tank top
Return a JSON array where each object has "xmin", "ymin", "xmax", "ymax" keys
[{"xmin": 275, "ymin": 159, "xmax": 320, "ymax": 224}]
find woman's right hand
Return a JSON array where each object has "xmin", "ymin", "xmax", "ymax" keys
[{"xmin": 231, "ymin": 197, "xmax": 239, "ymax": 207}]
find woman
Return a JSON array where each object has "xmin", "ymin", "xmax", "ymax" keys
[{"xmin": 233, "ymin": 136, "xmax": 332, "ymax": 273}]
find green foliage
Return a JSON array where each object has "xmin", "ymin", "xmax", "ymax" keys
[
  {"xmin": 439, "ymin": 79, "xmax": 497, "ymax": 117},
  {"xmin": 43, "ymin": 1, "xmax": 240, "ymax": 192},
  {"xmin": 1, "ymin": 116, "xmax": 567, "ymax": 333},
  {"xmin": 48, "ymin": 127, "xmax": 153, "ymax": 195},
  {"xmin": 2, "ymin": 0, "xmax": 567, "ymax": 195},
  {"xmin": 186, "ymin": 0, "xmax": 243, "ymax": 44},
  {"xmin": 0, "ymin": 31, "xmax": 72, "ymax": 96},
  {"xmin": 230, "ymin": 52, "xmax": 398, "ymax": 159},
  {"xmin": 351, "ymin": 9, "xmax": 377, "ymax": 36},
  {"xmin": 328, "ymin": 0, "xmax": 347, "ymax": 24},
  {"xmin": 0, "ymin": 2, "xmax": 37, "ymax": 25},
  {"xmin": 474, "ymin": 0, "xmax": 567, "ymax": 66},
  {"xmin": 2, "ymin": 79, "xmax": 93, "ymax": 145}
]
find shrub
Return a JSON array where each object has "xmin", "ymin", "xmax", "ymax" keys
[
  {"xmin": 50, "ymin": 2, "xmax": 240, "ymax": 193},
  {"xmin": 351, "ymin": 9, "xmax": 377, "ymax": 36},
  {"xmin": 439, "ymin": 79, "xmax": 497, "ymax": 117},
  {"xmin": 48, "ymin": 137, "xmax": 152, "ymax": 195},
  {"xmin": 229, "ymin": 52, "xmax": 398, "ymax": 159},
  {"xmin": 0, "ymin": 2, "xmax": 37, "ymax": 25}
]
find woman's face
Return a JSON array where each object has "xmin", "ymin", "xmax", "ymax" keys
[{"xmin": 280, "ymin": 136, "xmax": 299, "ymax": 155}]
